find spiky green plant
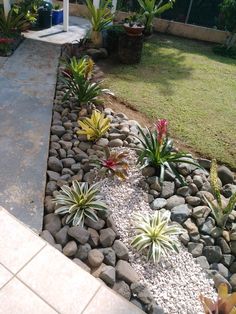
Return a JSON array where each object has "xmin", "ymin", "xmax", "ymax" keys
[
  {"xmin": 62, "ymin": 56, "xmax": 95, "ymax": 80},
  {"xmin": 137, "ymin": 120, "xmax": 201, "ymax": 185},
  {"xmin": 86, "ymin": 0, "xmax": 113, "ymax": 32},
  {"xmin": 77, "ymin": 110, "xmax": 110, "ymax": 141},
  {"xmin": 131, "ymin": 211, "xmax": 182, "ymax": 263},
  {"xmin": 204, "ymin": 159, "xmax": 236, "ymax": 228},
  {"xmin": 54, "ymin": 181, "xmax": 107, "ymax": 226},
  {"xmin": 0, "ymin": 8, "xmax": 29, "ymax": 35}
]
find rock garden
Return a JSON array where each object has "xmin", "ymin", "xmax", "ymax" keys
[
  {"xmin": 39, "ymin": 35, "xmax": 236, "ymax": 313},
  {"xmin": 30, "ymin": 0, "xmax": 236, "ymax": 313}
]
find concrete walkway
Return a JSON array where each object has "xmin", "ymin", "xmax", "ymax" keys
[
  {"xmin": 0, "ymin": 39, "xmax": 60, "ymax": 232},
  {"xmin": 0, "ymin": 207, "xmax": 144, "ymax": 314}
]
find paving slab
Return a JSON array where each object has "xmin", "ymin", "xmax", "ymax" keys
[
  {"xmin": 0, "ymin": 39, "xmax": 60, "ymax": 232},
  {"xmin": 23, "ymin": 16, "xmax": 90, "ymax": 45},
  {"xmin": 0, "ymin": 207, "xmax": 145, "ymax": 314}
]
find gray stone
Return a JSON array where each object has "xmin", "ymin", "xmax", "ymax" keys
[
  {"xmin": 195, "ymin": 256, "xmax": 210, "ymax": 269},
  {"xmin": 51, "ymin": 125, "xmax": 66, "ymax": 137},
  {"xmin": 186, "ymin": 196, "xmax": 201, "ymax": 206},
  {"xmin": 106, "ymin": 216, "xmax": 118, "ymax": 233},
  {"xmin": 43, "ymin": 214, "xmax": 61, "ymax": 236},
  {"xmin": 59, "ymin": 140, "xmax": 73, "ymax": 150},
  {"xmin": 203, "ymin": 246, "xmax": 222, "ymax": 263},
  {"xmin": 192, "ymin": 206, "xmax": 211, "ymax": 219},
  {"xmin": 179, "ymin": 232, "xmax": 190, "ymax": 246},
  {"xmin": 197, "ymin": 158, "xmax": 211, "ymax": 170},
  {"xmin": 183, "ymin": 218, "xmax": 199, "ymax": 236},
  {"xmin": 61, "ymin": 158, "xmax": 76, "ymax": 168},
  {"xmin": 99, "ymin": 248, "xmax": 116, "ymax": 266},
  {"xmin": 177, "ymin": 186, "xmax": 190, "ymax": 197},
  {"xmin": 151, "ymin": 198, "xmax": 167, "ymax": 210},
  {"xmin": 113, "ymin": 281, "xmax": 131, "ymax": 300},
  {"xmin": 218, "ymin": 166, "xmax": 234, "ymax": 185},
  {"xmin": 161, "ymin": 181, "xmax": 175, "ymax": 199},
  {"xmin": 53, "ymin": 243, "xmax": 62, "ymax": 252},
  {"xmin": 142, "ymin": 167, "xmax": 156, "ymax": 177},
  {"xmin": 108, "ymin": 139, "xmax": 123, "ymax": 147},
  {"xmin": 193, "ymin": 175, "xmax": 204, "ymax": 189},
  {"xmin": 88, "ymin": 228, "xmax": 100, "ymax": 248},
  {"xmin": 40, "ymin": 230, "xmax": 55, "ymax": 245},
  {"xmin": 146, "ymin": 176, "xmax": 161, "ymax": 192},
  {"xmin": 73, "ymin": 258, "xmax": 91, "ymax": 273},
  {"xmin": 55, "ymin": 226, "xmax": 69, "ymax": 246},
  {"xmin": 48, "ymin": 156, "xmax": 63, "ymax": 172},
  {"xmin": 211, "ymin": 263, "xmax": 229, "ymax": 278},
  {"xmin": 177, "ymin": 162, "xmax": 196, "ymax": 176},
  {"xmin": 230, "ymin": 262, "xmax": 236, "ymax": 273},
  {"xmin": 222, "ymin": 184, "xmax": 236, "ymax": 198},
  {"xmin": 47, "ymin": 170, "xmax": 60, "ymax": 181},
  {"xmin": 68, "ymin": 226, "xmax": 90, "ymax": 244},
  {"xmin": 85, "ymin": 217, "xmax": 105, "ymax": 230},
  {"xmin": 100, "ymin": 228, "xmax": 116, "ymax": 247},
  {"xmin": 148, "ymin": 303, "xmax": 165, "ymax": 314},
  {"xmin": 130, "ymin": 299, "xmax": 143, "ymax": 310},
  {"xmin": 75, "ymin": 243, "xmax": 91, "ymax": 261},
  {"xmin": 112, "ymin": 240, "xmax": 129, "ymax": 261},
  {"xmin": 188, "ymin": 242, "xmax": 203, "ymax": 257},
  {"xmin": 196, "ymin": 191, "xmax": 214, "ymax": 204},
  {"xmin": 116, "ymin": 260, "xmax": 139, "ymax": 284},
  {"xmin": 100, "ymin": 265, "xmax": 116, "ymax": 286},
  {"xmin": 200, "ymin": 235, "xmax": 215, "ymax": 246},
  {"xmin": 44, "ymin": 196, "xmax": 55, "ymax": 214},
  {"xmin": 212, "ymin": 272, "xmax": 231, "ymax": 290},
  {"xmin": 88, "ymin": 249, "xmax": 104, "ymax": 267},
  {"xmin": 222, "ymin": 254, "xmax": 235, "ymax": 267},
  {"xmin": 210, "ymin": 227, "xmax": 223, "ymax": 239},
  {"xmin": 230, "ymin": 241, "xmax": 236, "ymax": 255},
  {"xmin": 62, "ymin": 241, "xmax": 77, "ymax": 257},
  {"xmin": 171, "ymin": 204, "xmax": 191, "ymax": 224},
  {"xmin": 230, "ymin": 274, "xmax": 236, "ymax": 291},
  {"xmin": 200, "ymin": 217, "xmax": 215, "ymax": 235},
  {"xmin": 96, "ymin": 138, "xmax": 109, "ymax": 147},
  {"xmin": 46, "ymin": 181, "xmax": 57, "ymax": 195},
  {"xmin": 166, "ymin": 195, "xmax": 185, "ymax": 210},
  {"xmin": 216, "ymin": 237, "xmax": 231, "ymax": 254}
]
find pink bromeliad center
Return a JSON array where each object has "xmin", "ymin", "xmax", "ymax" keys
[
  {"xmin": 156, "ymin": 119, "xmax": 168, "ymax": 144},
  {"xmin": 103, "ymin": 159, "xmax": 116, "ymax": 169}
]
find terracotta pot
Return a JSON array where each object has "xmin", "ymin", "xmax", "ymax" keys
[
  {"xmin": 91, "ymin": 31, "xmax": 103, "ymax": 48},
  {"xmin": 123, "ymin": 23, "xmax": 144, "ymax": 37}
]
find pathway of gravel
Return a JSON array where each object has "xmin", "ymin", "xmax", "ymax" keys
[{"xmin": 100, "ymin": 149, "xmax": 217, "ymax": 314}]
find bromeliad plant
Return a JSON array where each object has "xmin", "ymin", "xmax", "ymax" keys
[
  {"xmin": 137, "ymin": 0, "xmax": 175, "ymax": 35},
  {"xmin": 204, "ymin": 159, "xmax": 236, "ymax": 228},
  {"xmin": 77, "ymin": 110, "xmax": 110, "ymax": 141},
  {"xmin": 137, "ymin": 119, "xmax": 201, "ymax": 185},
  {"xmin": 54, "ymin": 181, "xmax": 107, "ymax": 227},
  {"xmin": 131, "ymin": 211, "xmax": 182, "ymax": 263},
  {"xmin": 94, "ymin": 147, "xmax": 129, "ymax": 180},
  {"xmin": 200, "ymin": 282, "xmax": 236, "ymax": 314},
  {"xmin": 0, "ymin": 8, "xmax": 29, "ymax": 35},
  {"xmin": 62, "ymin": 56, "xmax": 95, "ymax": 80}
]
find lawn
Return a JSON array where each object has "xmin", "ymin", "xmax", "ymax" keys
[{"xmin": 102, "ymin": 34, "xmax": 236, "ymax": 170}]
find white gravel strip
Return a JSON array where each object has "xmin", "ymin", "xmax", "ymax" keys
[{"xmin": 99, "ymin": 149, "xmax": 217, "ymax": 314}]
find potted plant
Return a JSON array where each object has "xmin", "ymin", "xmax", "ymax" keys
[
  {"xmin": 52, "ymin": 3, "xmax": 63, "ymax": 25},
  {"xmin": 137, "ymin": 0, "xmax": 175, "ymax": 35},
  {"xmin": 123, "ymin": 14, "xmax": 144, "ymax": 36},
  {"xmin": 86, "ymin": 0, "xmax": 113, "ymax": 48}
]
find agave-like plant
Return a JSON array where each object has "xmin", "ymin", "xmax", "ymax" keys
[
  {"xmin": 137, "ymin": 119, "xmax": 201, "ymax": 185},
  {"xmin": 131, "ymin": 211, "xmax": 182, "ymax": 263},
  {"xmin": 204, "ymin": 159, "xmax": 236, "ymax": 228},
  {"xmin": 137, "ymin": 0, "xmax": 175, "ymax": 35},
  {"xmin": 94, "ymin": 147, "xmax": 129, "ymax": 180},
  {"xmin": 200, "ymin": 283, "xmax": 236, "ymax": 314},
  {"xmin": 77, "ymin": 110, "xmax": 110, "ymax": 141},
  {"xmin": 86, "ymin": 0, "xmax": 113, "ymax": 32},
  {"xmin": 54, "ymin": 181, "xmax": 107, "ymax": 227}
]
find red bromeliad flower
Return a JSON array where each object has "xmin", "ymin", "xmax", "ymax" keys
[
  {"xmin": 102, "ymin": 158, "xmax": 116, "ymax": 170},
  {"xmin": 0, "ymin": 38, "xmax": 14, "ymax": 44},
  {"xmin": 156, "ymin": 119, "xmax": 168, "ymax": 144}
]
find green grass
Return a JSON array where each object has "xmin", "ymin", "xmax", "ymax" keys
[{"xmin": 103, "ymin": 34, "xmax": 236, "ymax": 169}]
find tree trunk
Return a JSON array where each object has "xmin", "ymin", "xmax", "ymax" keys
[{"xmin": 225, "ymin": 33, "xmax": 236, "ymax": 49}]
